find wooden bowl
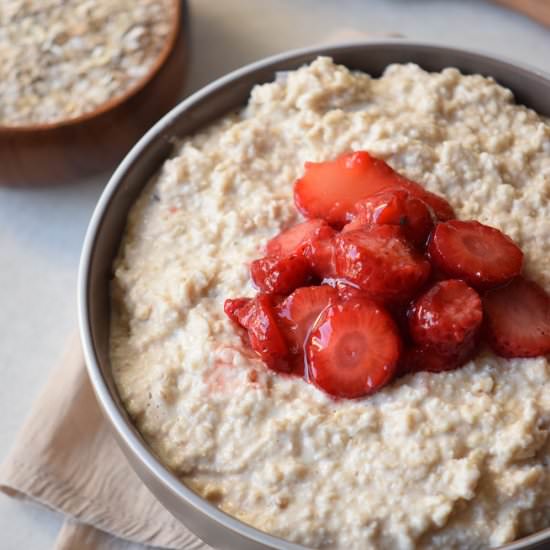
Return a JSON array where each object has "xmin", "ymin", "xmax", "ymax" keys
[{"xmin": 0, "ymin": 0, "xmax": 188, "ymax": 187}]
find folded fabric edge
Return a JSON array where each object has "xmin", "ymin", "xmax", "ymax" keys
[
  {"xmin": 55, "ymin": 518, "xmax": 162, "ymax": 550},
  {"xmin": 0, "ymin": 449, "xmax": 210, "ymax": 550}
]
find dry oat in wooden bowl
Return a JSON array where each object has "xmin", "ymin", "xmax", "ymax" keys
[{"xmin": 0, "ymin": 0, "xmax": 188, "ymax": 187}]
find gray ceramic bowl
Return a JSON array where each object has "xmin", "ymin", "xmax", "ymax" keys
[{"xmin": 78, "ymin": 41, "xmax": 550, "ymax": 550}]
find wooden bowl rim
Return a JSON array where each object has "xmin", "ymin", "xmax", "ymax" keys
[{"xmin": 0, "ymin": 0, "xmax": 182, "ymax": 134}]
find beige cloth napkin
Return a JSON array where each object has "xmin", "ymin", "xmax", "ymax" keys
[{"xmin": 0, "ymin": 336, "xmax": 210, "ymax": 550}]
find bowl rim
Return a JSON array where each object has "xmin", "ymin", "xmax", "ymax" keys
[
  {"xmin": 78, "ymin": 39, "xmax": 550, "ymax": 550},
  {"xmin": 0, "ymin": 0, "xmax": 183, "ymax": 133}
]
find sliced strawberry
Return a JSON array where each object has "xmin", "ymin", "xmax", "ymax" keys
[
  {"xmin": 294, "ymin": 151, "xmax": 384, "ymax": 226},
  {"xmin": 387, "ymin": 301, "xmax": 413, "ymax": 344},
  {"xmin": 343, "ymin": 190, "xmax": 435, "ymax": 248},
  {"xmin": 286, "ymin": 354, "xmax": 306, "ymax": 377},
  {"xmin": 306, "ymin": 298, "xmax": 401, "ymax": 398},
  {"xmin": 223, "ymin": 297, "xmax": 252, "ymax": 326},
  {"xmin": 341, "ymin": 218, "xmax": 367, "ymax": 234},
  {"xmin": 277, "ymin": 285, "xmax": 339, "ymax": 355},
  {"xmin": 250, "ymin": 255, "xmax": 311, "ymax": 295},
  {"xmin": 303, "ymin": 236, "xmax": 337, "ymax": 279},
  {"xmin": 266, "ymin": 219, "xmax": 335, "ymax": 258},
  {"xmin": 334, "ymin": 225, "xmax": 431, "ymax": 303},
  {"xmin": 400, "ymin": 339, "xmax": 478, "ymax": 374},
  {"xmin": 402, "ymin": 183, "xmax": 455, "ymax": 223},
  {"xmin": 428, "ymin": 220, "xmax": 523, "ymax": 289},
  {"xmin": 294, "ymin": 150, "xmax": 454, "ymax": 227},
  {"xmin": 484, "ymin": 277, "xmax": 550, "ymax": 358},
  {"xmin": 408, "ymin": 280, "xmax": 482, "ymax": 351},
  {"xmin": 334, "ymin": 282, "xmax": 371, "ymax": 302},
  {"xmin": 237, "ymin": 294, "xmax": 291, "ymax": 372}
]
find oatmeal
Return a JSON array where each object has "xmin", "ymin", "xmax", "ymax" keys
[
  {"xmin": 111, "ymin": 58, "xmax": 550, "ymax": 549},
  {"xmin": 0, "ymin": 0, "xmax": 175, "ymax": 126}
]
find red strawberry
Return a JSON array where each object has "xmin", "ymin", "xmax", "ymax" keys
[
  {"xmin": 408, "ymin": 280, "xmax": 482, "ymax": 351},
  {"xmin": 341, "ymin": 219, "xmax": 366, "ymax": 233},
  {"xmin": 334, "ymin": 225, "xmax": 431, "ymax": 303},
  {"xmin": 250, "ymin": 255, "xmax": 311, "ymax": 295},
  {"xmin": 387, "ymin": 301, "xmax": 413, "ymax": 344},
  {"xmin": 302, "ymin": 236, "xmax": 337, "ymax": 279},
  {"xmin": 294, "ymin": 150, "xmax": 454, "ymax": 227},
  {"xmin": 334, "ymin": 282, "xmax": 371, "ymax": 302},
  {"xmin": 306, "ymin": 298, "xmax": 401, "ymax": 398},
  {"xmin": 483, "ymin": 277, "xmax": 550, "ymax": 358},
  {"xmin": 402, "ymin": 183, "xmax": 455, "ymax": 223},
  {"xmin": 266, "ymin": 219, "xmax": 335, "ymax": 257},
  {"xmin": 400, "ymin": 339, "xmax": 478, "ymax": 374},
  {"xmin": 286, "ymin": 354, "xmax": 307, "ymax": 377},
  {"xmin": 277, "ymin": 285, "xmax": 339, "ymax": 355},
  {"xmin": 427, "ymin": 220, "xmax": 523, "ymax": 289},
  {"xmin": 343, "ymin": 189, "xmax": 435, "ymax": 248},
  {"xmin": 224, "ymin": 297, "xmax": 252, "ymax": 325},
  {"xmin": 236, "ymin": 294, "xmax": 291, "ymax": 372}
]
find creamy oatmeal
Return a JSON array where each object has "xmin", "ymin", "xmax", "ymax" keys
[{"xmin": 110, "ymin": 58, "xmax": 550, "ymax": 549}]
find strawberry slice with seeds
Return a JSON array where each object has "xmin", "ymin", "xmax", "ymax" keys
[
  {"xmin": 266, "ymin": 219, "xmax": 335, "ymax": 258},
  {"xmin": 334, "ymin": 225, "xmax": 431, "ymax": 303},
  {"xmin": 235, "ymin": 294, "xmax": 291, "ymax": 372},
  {"xmin": 408, "ymin": 280, "xmax": 483, "ymax": 351},
  {"xmin": 294, "ymin": 150, "xmax": 454, "ymax": 227},
  {"xmin": 277, "ymin": 285, "xmax": 339, "ymax": 355},
  {"xmin": 343, "ymin": 189, "xmax": 435, "ymax": 248},
  {"xmin": 224, "ymin": 297, "xmax": 252, "ymax": 326},
  {"xmin": 428, "ymin": 220, "xmax": 523, "ymax": 289},
  {"xmin": 306, "ymin": 298, "xmax": 401, "ymax": 398},
  {"xmin": 484, "ymin": 277, "xmax": 550, "ymax": 358},
  {"xmin": 250, "ymin": 255, "xmax": 311, "ymax": 295}
]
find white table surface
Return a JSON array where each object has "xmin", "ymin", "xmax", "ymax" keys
[{"xmin": 1, "ymin": 0, "xmax": 549, "ymax": 548}]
